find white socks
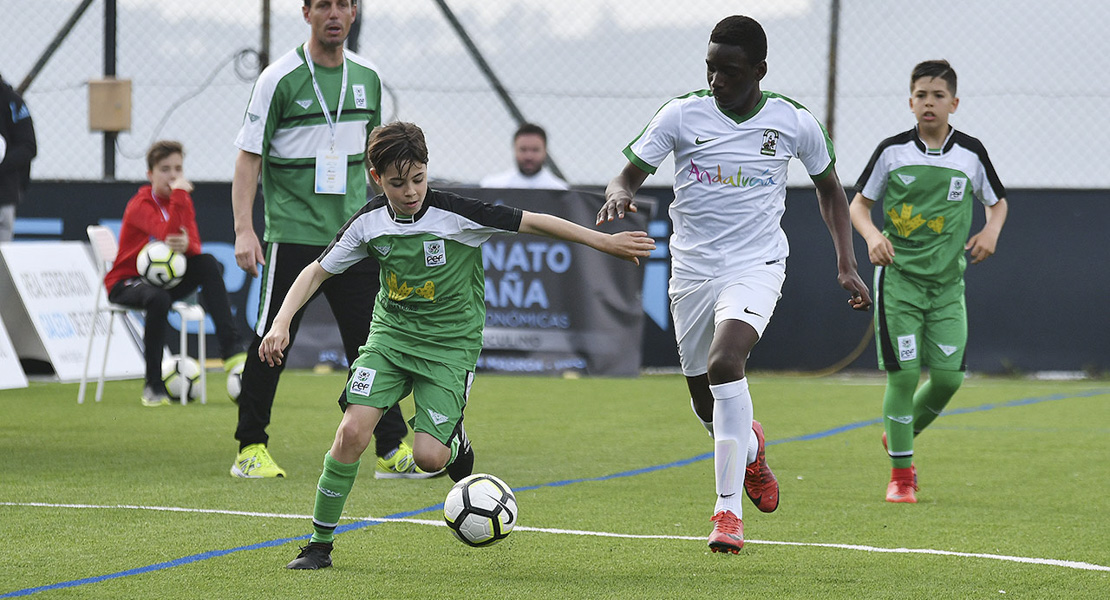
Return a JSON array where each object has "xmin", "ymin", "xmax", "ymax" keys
[
  {"xmin": 691, "ymin": 396, "xmax": 759, "ymax": 462},
  {"xmin": 710, "ymin": 378, "xmax": 752, "ymax": 517}
]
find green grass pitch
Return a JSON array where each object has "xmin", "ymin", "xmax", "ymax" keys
[{"xmin": 1, "ymin": 372, "xmax": 1107, "ymax": 598}]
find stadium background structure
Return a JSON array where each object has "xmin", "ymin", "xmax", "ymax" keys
[
  {"xmin": 5, "ymin": 0, "xmax": 1108, "ymax": 187},
  {"xmin": 3, "ymin": 0, "xmax": 1108, "ymax": 375}
]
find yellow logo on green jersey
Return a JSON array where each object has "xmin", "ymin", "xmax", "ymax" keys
[
  {"xmin": 927, "ymin": 216, "xmax": 945, "ymax": 234},
  {"xmin": 414, "ymin": 281, "xmax": 435, "ymax": 300},
  {"xmin": 386, "ymin": 272, "xmax": 413, "ymax": 300},
  {"xmin": 386, "ymin": 272, "xmax": 435, "ymax": 301},
  {"xmin": 888, "ymin": 204, "xmax": 926, "ymax": 237}
]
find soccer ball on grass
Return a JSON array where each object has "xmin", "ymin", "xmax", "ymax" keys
[
  {"xmin": 161, "ymin": 355, "xmax": 202, "ymax": 403},
  {"xmin": 226, "ymin": 362, "xmax": 244, "ymax": 403},
  {"xmin": 137, "ymin": 241, "xmax": 186, "ymax": 289},
  {"xmin": 443, "ymin": 473, "xmax": 517, "ymax": 547}
]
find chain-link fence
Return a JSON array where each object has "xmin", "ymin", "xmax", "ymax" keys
[{"xmin": 5, "ymin": 0, "xmax": 1108, "ymax": 188}]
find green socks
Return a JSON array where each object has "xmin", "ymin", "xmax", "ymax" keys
[
  {"xmin": 884, "ymin": 368, "xmax": 965, "ymax": 469},
  {"xmin": 912, "ymin": 368, "xmax": 964, "ymax": 433},
  {"xmin": 883, "ymin": 369, "xmax": 920, "ymax": 469},
  {"xmin": 310, "ymin": 453, "xmax": 360, "ymax": 544}
]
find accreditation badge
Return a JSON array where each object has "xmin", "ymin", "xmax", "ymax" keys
[{"xmin": 315, "ymin": 151, "xmax": 348, "ymax": 195}]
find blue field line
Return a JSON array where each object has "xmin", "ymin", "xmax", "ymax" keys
[
  {"xmin": 3, "ymin": 387, "xmax": 1107, "ymax": 598},
  {"xmin": 0, "ymin": 535, "xmax": 308, "ymax": 598}
]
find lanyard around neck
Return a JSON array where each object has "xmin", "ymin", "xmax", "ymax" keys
[
  {"xmin": 303, "ymin": 42, "xmax": 347, "ymax": 152},
  {"xmin": 151, "ymin": 189, "xmax": 170, "ymax": 221}
]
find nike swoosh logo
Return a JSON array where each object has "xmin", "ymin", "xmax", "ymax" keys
[
  {"xmin": 743, "ymin": 307, "xmax": 763, "ymax": 318},
  {"xmin": 493, "ymin": 497, "xmax": 516, "ymax": 525},
  {"xmin": 695, "ymin": 137, "xmax": 718, "ymax": 145}
]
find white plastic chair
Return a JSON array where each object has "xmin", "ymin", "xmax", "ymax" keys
[{"xmin": 78, "ymin": 225, "xmax": 207, "ymax": 404}]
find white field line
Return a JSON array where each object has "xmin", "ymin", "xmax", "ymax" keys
[{"xmin": 3, "ymin": 501, "xmax": 1108, "ymax": 572}]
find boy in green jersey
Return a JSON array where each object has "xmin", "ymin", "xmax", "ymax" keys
[
  {"xmin": 849, "ymin": 60, "xmax": 1009, "ymax": 503},
  {"xmin": 269, "ymin": 122, "xmax": 655, "ymax": 569}
]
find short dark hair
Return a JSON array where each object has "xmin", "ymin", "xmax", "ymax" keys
[
  {"xmin": 513, "ymin": 123, "xmax": 547, "ymax": 144},
  {"xmin": 366, "ymin": 121, "xmax": 429, "ymax": 177},
  {"xmin": 146, "ymin": 140, "xmax": 183, "ymax": 171},
  {"xmin": 709, "ymin": 16, "xmax": 767, "ymax": 64},
  {"xmin": 304, "ymin": 0, "xmax": 357, "ymax": 7},
  {"xmin": 911, "ymin": 60, "xmax": 957, "ymax": 95}
]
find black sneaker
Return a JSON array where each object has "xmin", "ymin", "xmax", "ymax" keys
[
  {"xmin": 286, "ymin": 542, "xmax": 333, "ymax": 570},
  {"xmin": 446, "ymin": 421, "xmax": 475, "ymax": 482}
]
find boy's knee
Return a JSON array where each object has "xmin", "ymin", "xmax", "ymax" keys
[
  {"xmin": 930, "ymin": 368, "xmax": 965, "ymax": 395},
  {"xmin": 412, "ymin": 443, "xmax": 450, "ymax": 472},
  {"xmin": 334, "ymin": 421, "xmax": 372, "ymax": 456},
  {"xmin": 146, "ymin": 291, "xmax": 172, "ymax": 317},
  {"xmin": 191, "ymin": 253, "xmax": 221, "ymax": 276}
]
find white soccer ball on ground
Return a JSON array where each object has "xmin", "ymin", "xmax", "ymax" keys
[
  {"xmin": 443, "ymin": 473, "xmax": 517, "ymax": 547},
  {"xmin": 161, "ymin": 355, "xmax": 202, "ymax": 403},
  {"xmin": 226, "ymin": 362, "xmax": 245, "ymax": 404},
  {"xmin": 137, "ymin": 240, "xmax": 186, "ymax": 289}
]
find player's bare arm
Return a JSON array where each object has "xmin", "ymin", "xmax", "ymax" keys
[
  {"xmin": 231, "ymin": 150, "xmax": 266, "ymax": 277},
  {"xmin": 848, "ymin": 192, "xmax": 895, "ymax": 267},
  {"xmin": 966, "ymin": 197, "xmax": 1008, "ymax": 264},
  {"xmin": 520, "ymin": 211, "xmax": 655, "ymax": 265},
  {"xmin": 815, "ymin": 171, "xmax": 872, "ymax": 311},
  {"xmin": 259, "ymin": 261, "xmax": 334, "ymax": 366},
  {"xmin": 597, "ymin": 162, "xmax": 650, "ymax": 224}
]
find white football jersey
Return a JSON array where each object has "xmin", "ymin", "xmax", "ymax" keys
[{"xmin": 626, "ymin": 90, "xmax": 835, "ymax": 280}]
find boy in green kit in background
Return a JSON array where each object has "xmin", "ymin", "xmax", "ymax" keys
[{"xmin": 849, "ymin": 60, "xmax": 1009, "ymax": 503}]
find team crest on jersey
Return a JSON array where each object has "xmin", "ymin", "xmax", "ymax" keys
[
  {"xmin": 760, "ymin": 129, "xmax": 780, "ymax": 156},
  {"xmin": 295, "ymin": 99, "xmax": 313, "ymax": 110},
  {"xmin": 947, "ymin": 177, "xmax": 967, "ymax": 202},
  {"xmin": 424, "ymin": 240, "xmax": 446, "ymax": 267},
  {"xmin": 352, "ymin": 85, "xmax": 367, "ymax": 109},
  {"xmin": 373, "ymin": 245, "xmax": 391, "ymax": 257}
]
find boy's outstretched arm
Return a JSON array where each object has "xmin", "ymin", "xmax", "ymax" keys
[
  {"xmin": 815, "ymin": 170, "xmax": 872, "ymax": 311},
  {"xmin": 520, "ymin": 211, "xmax": 655, "ymax": 265},
  {"xmin": 967, "ymin": 198, "xmax": 1008, "ymax": 264},
  {"xmin": 258, "ymin": 261, "xmax": 334, "ymax": 366},
  {"xmin": 597, "ymin": 162, "xmax": 650, "ymax": 224}
]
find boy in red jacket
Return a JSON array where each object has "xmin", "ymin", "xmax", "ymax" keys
[{"xmin": 105, "ymin": 141, "xmax": 246, "ymax": 406}]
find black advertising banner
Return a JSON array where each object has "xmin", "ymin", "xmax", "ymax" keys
[
  {"xmin": 19, "ymin": 182, "xmax": 1110, "ymax": 374},
  {"xmin": 467, "ymin": 188, "xmax": 649, "ymax": 376}
]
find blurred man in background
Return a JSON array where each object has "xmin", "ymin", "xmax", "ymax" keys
[{"xmin": 480, "ymin": 123, "xmax": 568, "ymax": 190}]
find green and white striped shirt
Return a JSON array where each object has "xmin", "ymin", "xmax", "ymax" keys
[{"xmin": 235, "ymin": 45, "xmax": 382, "ymax": 245}]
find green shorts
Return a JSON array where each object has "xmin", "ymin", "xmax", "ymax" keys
[
  {"xmin": 341, "ymin": 344, "xmax": 473, "ymax": 445},
  {"xmin": 874, "ymin": 265, "xmax": 967, "ymax": 372}
]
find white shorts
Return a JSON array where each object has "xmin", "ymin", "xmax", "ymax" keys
[{"xmin": 669, "ymin": 261, "xmax": 786, "ymax": 377}]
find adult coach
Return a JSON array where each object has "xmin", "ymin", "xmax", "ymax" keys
[
  {"xmin": 598, "ymin": 15, "xmax": 871, "ymax": 554},
  {"xmin": 229, "ymin": 0, "xmax": 419, "ymax": 479}
]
